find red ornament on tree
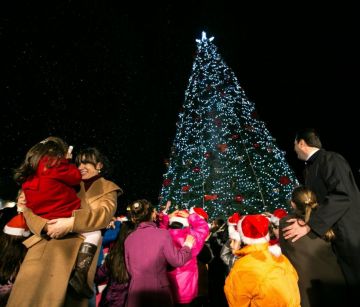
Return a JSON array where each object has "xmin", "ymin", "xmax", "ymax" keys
[
  {"xmin": 231, "ymin": 134, "xmax": 239, "ymax": 140},
  {"xmin": 163, "ymin": 178, "xmax": 172, "ymax": 187},
  {"xmin": 193, "ymin": 166, "xmax": 201, "ymax": 173},
  {"xmin": 204, "ymin": 194, "xmax": 218, "ymax": 201},
  {"xmin": 279, "ymin": 176, "xmax": 291, "ymax": 185},
  {"xmin": 253, "ymin": 143, "xmax": 260, "ymax": 149},
  {"xmin": 234, "ymin": 194, "xmax": 244, "ymax": 202},
  {"xmin": 214, "ymin": 118, "xmax": 222, "ymax": 127},
  {"xmin": 181, "ymin": 185, "xmax": 191, "ymax": 192}
]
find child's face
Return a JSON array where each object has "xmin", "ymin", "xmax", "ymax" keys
[
  {"xmin": 17, "ymin": 191, "xmax": 26, "ymax": 211},
  {"xmin": 230, "ymin": 239, "xmax": 241, "ymax": 252},
  {"xmin": 272, "ymin": 227, "xmax": 280, "ymax": 239},
  {"xmin": 151, "ymin": 209, "xmax": 158, "ymax": 222}
]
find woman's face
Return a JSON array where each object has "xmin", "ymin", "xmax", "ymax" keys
[{"xmin": 78, "ymin": 161, "xmax": 101, "ymax": 180}]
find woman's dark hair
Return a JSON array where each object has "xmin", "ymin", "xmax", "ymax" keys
[
  {"xmin": 0, "ymin": 232, "xmax": 27, "ymax": 284},
  {"xmin": 75, "ymin": 147, "xmax": 111, "ymax": 177},
  {"xmin": 129, "ymin": 199, "xmax": 154, "ymax": 224},
  {"xmin": 169, "ymin": 221, "xmax": 184, "ymax": 229},
  {"xmin": 105, "ymin": 221, "xmax": 135, "ymax": 283},
  {"xmin": 14, "ymin": 136, "xmax": 68, "ymax": 184}
]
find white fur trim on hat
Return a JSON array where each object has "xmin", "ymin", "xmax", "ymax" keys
[
  {"xmin": 240, "ymin": 232, "xmax": 270, "ymax": 245},
  {"xmin": 117, "ymin": 216, "xmax": 128, "ymax": 222},
  {"xmin": 268, "ymin": 243, "xmax": 282, "ymax": 257},
  {"xmin": 228, "ymin": 224, "xmax": 241, "ymax": 241},
  {"xmin": 169, "ymin": 216, "xmax": 189, "ymax": 227},
  {"xmin": 3, "ymin": 225, "xmax": 30, "ymax": 237},
  {"xmin": 270, "ymin": 215, "xmax": 280, "ymax": 226}
]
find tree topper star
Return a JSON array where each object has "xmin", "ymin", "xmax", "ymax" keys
[{"xmin": 196, "ymin": 31, "xmax": 214, "ymax": 43}]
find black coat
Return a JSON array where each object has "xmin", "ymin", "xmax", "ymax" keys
[
  {"xmin": 279, "ymin": 215, "xmax": 348, "ymax": 307},
  {"xmin": 305, "ymin": 149, "xmax": 360, "ymax": 288}
]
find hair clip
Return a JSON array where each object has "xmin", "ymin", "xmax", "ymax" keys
[
  {"xmin": 133, "ymin": 202, "xmax": 140, "ymax": 208},
  {"xmin": 40, "ymin": 139, "xmax": 48, "ymax": 144}
]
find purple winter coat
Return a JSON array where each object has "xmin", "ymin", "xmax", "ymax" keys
[{"xmin": 124, "ymin": 221, "xmax": 192, "ymax": 307}]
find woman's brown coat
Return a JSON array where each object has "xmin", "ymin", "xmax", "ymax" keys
[{"xmin": 6, "ymin": 178, "xmax": 122, "ymax": 307}]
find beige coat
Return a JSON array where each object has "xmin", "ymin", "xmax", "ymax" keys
[{"xmin": 6, "ymin": 178, "xmax": 122, "ymax": 307}]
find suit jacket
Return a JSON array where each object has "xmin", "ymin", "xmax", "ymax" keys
[
  {"xmin": 305, "ymin": 149, "xmax": 360, "ymax": 287},
  {"xmin": 7, "ymin": 177, "xmax": 121, "ymax": 307}
]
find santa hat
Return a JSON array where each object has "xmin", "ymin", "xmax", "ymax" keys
[
  {"xmin": 169, "ymin": 210, "xmax": 189, "ymax": 227},
  {"xmin": 3, "ymin": 213, "xmax": 30, "ymax": 237},
  {"xmin": 269, "ymin": 208, "xmax": 288, "ymax": 227},
  {"xmin": 238, "ymin": 214, "xmax": 270, "ymax": 245},
  {"xmin": 227, "ymin": 212, "xmax": 241, "ymax": 241},
  {"xmin": 189, "ymin": 207, "xmax": 208, "ymax": 221},
  {"xmin": 117, "ymin": 215, "xmax": 128, "ymax": 222}
]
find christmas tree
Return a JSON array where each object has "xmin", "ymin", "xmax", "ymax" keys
[{"xmin": 159, "ymin": 32, "xmax": 298, "ymax": 221}]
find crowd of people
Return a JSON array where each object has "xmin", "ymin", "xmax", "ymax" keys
[{"xmin": 0, "ymin": 128, "xmax": 359, "ymax": 307}]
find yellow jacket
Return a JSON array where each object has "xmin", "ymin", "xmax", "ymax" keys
[{"xmin": 224, "ymin": 243, "xmax": 300, "ymax": 307}]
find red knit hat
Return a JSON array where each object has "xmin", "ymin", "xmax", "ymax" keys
[
  {"xmin": 190, "ymin": 207, "xmax": 208, "ymax": 221},
  {"xmin": 169, "ymin": 210, "xmax": 189, "ymax": 227},
  {"xmin": 3, "ymin": 213, "xmax": 30, "ymax": 237},
  {"xmin": 239, "ymin": 214, "xmax": 270, "ymax": 245}
]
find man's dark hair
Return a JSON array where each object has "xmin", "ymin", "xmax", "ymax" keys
[{"xmin": 295, "ymin": 128, "xmax": 322, "ymax": 148}]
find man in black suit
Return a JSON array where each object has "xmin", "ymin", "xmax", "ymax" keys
[{"xmin": 283, "ymin": 128, "xmax": 360, "ymax": 295}]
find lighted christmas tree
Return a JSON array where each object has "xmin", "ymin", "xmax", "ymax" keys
[{"xmin": 159, "ymin": 32, "xmax": 298, "ymax": 220}]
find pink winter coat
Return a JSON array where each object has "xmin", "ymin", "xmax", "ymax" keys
[{"xmin": 161, "ymin": 213, "xmax": 210, "ymax": 304}]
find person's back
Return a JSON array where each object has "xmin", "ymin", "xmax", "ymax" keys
[
  {"xmin": 124, "ymin": 200, "xmax": 194, "ymax": 307},
  {"xmin": 95, "ymin": 220, "xmax": 134, "ymax": 307},
  {"xmin": 165, "ymin": 208, "xmax": 210, "ymax": 305},
  {"xmin": 226, "ymin": 243, "xmax": 300, "ymax": 306},
  {"xmin": 279, "ymin": 186, "xmax": 348, "ymax": 307},
  {"xmin": 224, "ymin": 214, "xmax": 300, "ymax": 307},
  {"xmin": 280, "ymin": 216, "xmax": 348, "ymax": 306}
]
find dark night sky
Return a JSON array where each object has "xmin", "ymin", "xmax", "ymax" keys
[{"xmin": 1, "ymin": 2, "xmax": 359, "ymax": 211}]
